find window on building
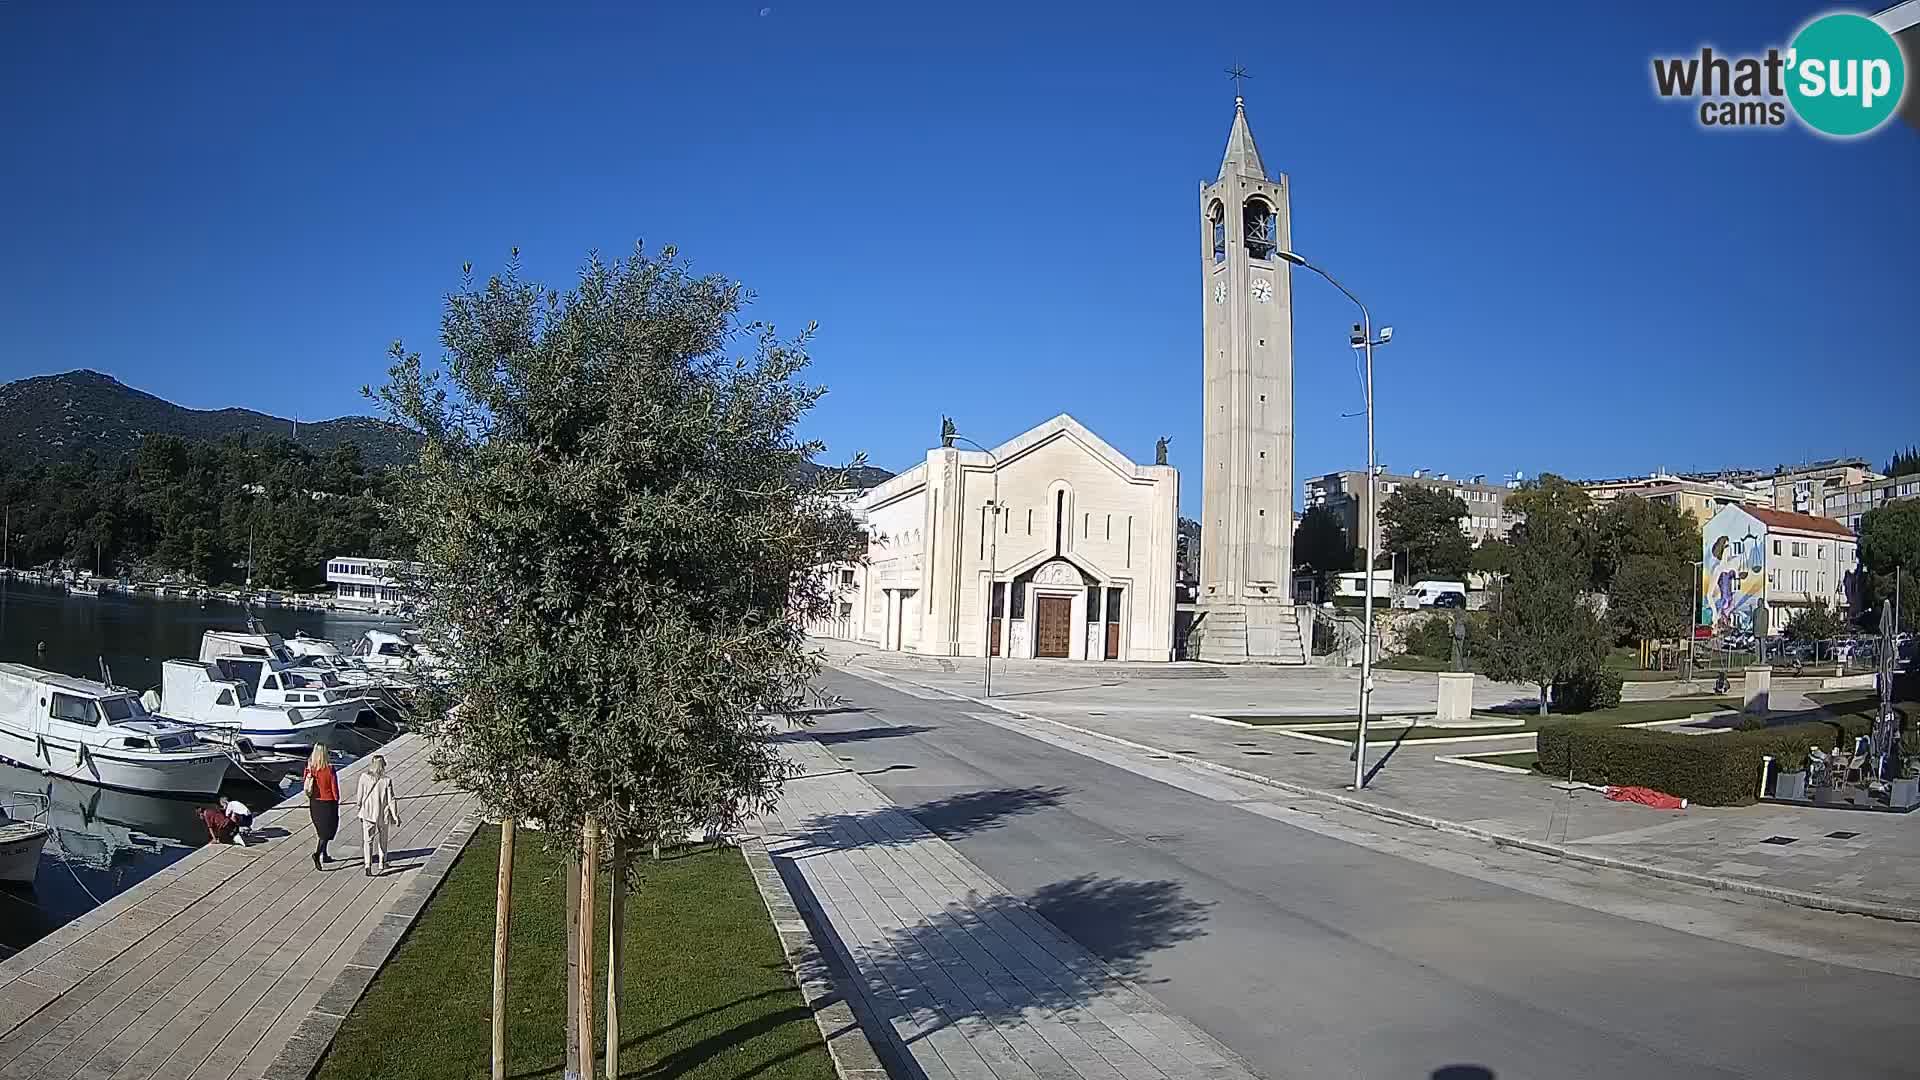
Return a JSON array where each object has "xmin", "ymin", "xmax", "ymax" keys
[
  {"xmin": 839, "ymin": 568, "xmax": 855, "ymax": 586},
  {"xmin": 1773, "ymin": 539, "xmax": 1781, "ymax": 555},
  {"xmin": 1086, "ymin": 586, "xmax": 1102, "ymax": 623},
  {"xmin": 1817, "ymin": 544, "xmax": 1825, "ymax": 559},
  {"xmin": 838, "ymin": 602, "xmax": 852, "ymax": 618}
]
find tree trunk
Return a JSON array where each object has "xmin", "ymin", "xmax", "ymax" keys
[
  {"xmin": 1537, "ymin": 684, "xmax": 1550, "ymax": 716},
  {"xmin": 491, "ymin": 818, "xmax": 516, "ymax": 1080},
  {"xmin": 566, "ymin": 853, "xmax": 581, "ymax": 1079},
  {"xmin": 605, "ymin": 842, "xmax": 626, "ymax": 1080},
  {"xmin": 577, "ymin": 819, "xmax": 600, "ymax": 1080}
]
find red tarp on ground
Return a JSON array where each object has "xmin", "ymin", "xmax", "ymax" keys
[{"xmin": 1604, "ymin": 785, "xmax": 1688, "ymax": 810}]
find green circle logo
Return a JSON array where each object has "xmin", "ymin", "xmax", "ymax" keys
[{"xmin": 1786, "ymin": 12, "xmax": 1907, "ymax": 137}]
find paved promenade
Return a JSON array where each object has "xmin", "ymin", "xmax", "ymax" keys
[
  {"xmin": 0, "ymin": 733, "xmax": 478, "ymax": 1080},
  {"xmin": 757, "ymin": 735, "xmax": 1258, "ymax": 1080},
  {"xmin": 812, "ymin": 640, "xmax": 1920, "ymax": 919}
]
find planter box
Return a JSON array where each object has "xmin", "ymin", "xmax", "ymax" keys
[
  {"xmin": 1774, "ymin": 770, "xmax": 1808, "ymax": 801},
  {"xmin": 1890, "ymin": 778, "xmax": 1919, "ymax": 810}
]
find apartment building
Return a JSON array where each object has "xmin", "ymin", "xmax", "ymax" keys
[{"xmin": 1303, "ymin": 469, "xmax": 1513, "ymax": 546}]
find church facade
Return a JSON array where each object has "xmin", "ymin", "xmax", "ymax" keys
[{"xmin": 812, "ymin": 415, "xmax": 1179, "ymax": 662}]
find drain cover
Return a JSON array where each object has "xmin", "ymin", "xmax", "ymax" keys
[
  {"xmin": 1760, "ymin": 835, "xmax": 1797, "ymax": 845},
  {"xmin": 1826, "ymin": 830, "xmax": 1860, "ymax": 840}
]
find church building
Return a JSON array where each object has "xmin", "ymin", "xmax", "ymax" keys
[
  {"xmin": 815, "ymin": 415, "xmax": 1180, "ymax": 661},
  {"xmin": 812, "ymin": 93, "xmax": 1302, "ymax": 664}
]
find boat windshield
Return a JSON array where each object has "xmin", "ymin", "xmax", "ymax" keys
[
  {"xmin": 282, "ymin": 669, "xmax": 340, "ymax": 690},
  {"xmin": 98, "ymin": 696, "xmax": 149, "ymax": 724}
]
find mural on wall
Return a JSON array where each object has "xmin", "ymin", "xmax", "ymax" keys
[{"xmin": 1702, "ymin": 514, "xmax": 1765, "ymax": 633}]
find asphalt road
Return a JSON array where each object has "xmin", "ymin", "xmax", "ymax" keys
[{"xmin": 809, "ymin": 669, "xmax": 1920, "ymax": 1080}]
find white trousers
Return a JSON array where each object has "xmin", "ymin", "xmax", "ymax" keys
[{"xmin": 362, "ymin": 820, "xmax": 390, "ymax": 868}]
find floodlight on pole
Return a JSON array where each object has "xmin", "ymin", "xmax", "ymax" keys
[
  {"xmin": 1279, "ymin": 249, "xmax": 1391, "ymax": 790},
  {"xmin": 947, "ymin": 430, "xmax": 1001, "ymax": 698}
]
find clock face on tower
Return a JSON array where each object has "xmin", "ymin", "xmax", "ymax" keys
[
  {"xmin": 1251, "ymin": 277, "xmax": 1273, "ymax": 304},
  {"xmin": 1213, "ymin": 281, "xmax": 1226, "ymax": 304}
]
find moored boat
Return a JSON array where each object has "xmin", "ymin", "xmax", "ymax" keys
[
  {"xmin": 0, "ymin": 664, "xmax": 229, "ymax": 797},
  {"xmin": 0, "ymin": 797, "xmax": 53, "ymax": 885},
  {"xmin": 144, "ymin": 660, "xmax": 340, "ymax": 751}
]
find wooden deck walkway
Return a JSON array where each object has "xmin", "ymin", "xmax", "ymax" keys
[{"xmin": 0, "ymin": 733, "xmax": 479, "ymax": 1080}]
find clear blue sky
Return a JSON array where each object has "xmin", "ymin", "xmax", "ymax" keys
[{"xmin": 3, "ymin": 1, "xmax": 1915, "ymax": 512}]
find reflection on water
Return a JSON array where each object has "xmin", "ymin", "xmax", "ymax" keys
[
  {"xmin": 0, "ymin": 758, "xmax": 207, "ymax": 954},
  {"xmin": 0, "ymin": 578, "xmax": 404, "ymax": 692},
  {"xmin": 0, "ymin": 580, "xmax": 407, "ymax": 956}
]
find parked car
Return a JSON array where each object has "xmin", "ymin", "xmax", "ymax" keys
[{"xmin": 1430, "ymin": 591, "xmax": 1466, "ymax": 609}]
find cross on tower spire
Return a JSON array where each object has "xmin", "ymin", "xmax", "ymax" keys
[{"xmin": 1224, "ymin": 63, "xmax": 1251, "ymax": 104}]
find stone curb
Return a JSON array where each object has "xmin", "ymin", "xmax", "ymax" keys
[
  {"xmin": 256, "ymin": 810, "xmax": 485, "ymax": 1080},
  {"xmin": 852, "ymin": 664, "xmax": 1920, "ymax": 925},
  {"xmin": 737, "ymin": 834, "xmax": 889, "ymax": 1080}
]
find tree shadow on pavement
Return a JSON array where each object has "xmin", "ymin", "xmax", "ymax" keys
[
  {"xmin": 866, "ymin": 874, "xmax": 1210, "ymax": 1035},
  {"xmin": 784, "ymin": 786, "xmax": 1067, "ymax": 856},
  {"xmin": 810, "ymin": 724, "xmax": 934, "ymax": 745}
]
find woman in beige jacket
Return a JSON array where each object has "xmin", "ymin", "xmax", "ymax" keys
[{"xmin": 356, "ymin": 754, "xmax": 402, "ymax": 876}]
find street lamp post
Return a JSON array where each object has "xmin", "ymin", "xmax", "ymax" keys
[
  {"xmin": 1278, "ymin": 250, "xmax": 1391, "ymax": 790},
  {"xmin": 945, "ymin": 429, "xmax": 1001, "ymax": 699}
]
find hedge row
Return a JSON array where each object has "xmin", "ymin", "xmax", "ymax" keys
[{"xmin": 1536, "ymin": 716, "xmax": 1875, "ymax": 806}]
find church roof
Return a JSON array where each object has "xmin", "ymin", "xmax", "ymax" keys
[{"xmin": 1219, "ymin": 98, "xmax": 1268, "ymax": 180}]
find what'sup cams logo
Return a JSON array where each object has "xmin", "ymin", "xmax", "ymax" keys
[{"xmin": 1652, "ymin": 10, "xmax": 1908, "ymax": 136}]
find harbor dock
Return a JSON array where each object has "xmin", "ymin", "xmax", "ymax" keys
[{"xmin": 0, "ymin": 733, "xmax": 476, "ymax": 1080}]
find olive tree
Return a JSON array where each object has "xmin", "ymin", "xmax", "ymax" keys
[{"xmin": 377, "ymin": 244, "xmax": 864, "ymax": 1078}]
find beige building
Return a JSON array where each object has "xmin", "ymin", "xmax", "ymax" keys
[
  {"xmin": 1304, "ymin": 469, "xmax": 1515, "ymax": 548},
  {"xmin": 1584, "ymin": 472, "xmax": 1769, "ymax": 526},
  {"xmin": 1822, "ymin": 473, "xmax": 1920, "ymax": 533},
  {"xmin": 811, "ymin": 415, "xmax": 1179, "ymax": 661},
  {"xmin": 1753, "ymin": 458, "xmax": 1879, "ymax": 515}
]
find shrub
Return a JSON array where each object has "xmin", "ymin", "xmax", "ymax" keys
[
  {"xmin": 1551, "ymin": 667, "xmax": 1623, "ymax": 712},
  {"xmin": 1536, "ymin": 716, "xmax": 1876, "ymax": 806},
  {"xmin": 1405, "ymin": 615, "xmax": 1457, "ymax": 662}
]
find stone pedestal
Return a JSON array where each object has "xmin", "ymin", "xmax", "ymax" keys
[
  {"xmin": 1743, "ymin": 665, "xmax": 1771, "ymax": 714},
  {"xmin": 1435, "ymin": 672, "xmax": 1476, "ymax": 726}
]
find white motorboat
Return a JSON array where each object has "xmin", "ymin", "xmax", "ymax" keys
[
  {"xmin": 197, "ymin": 631, "xmax": 382, "ymax": 727},
  {"xmin": 349, "ymin": 629, "xmax": 444, "ymax": 676},
  {"xmin": 143, "ymin": 660, "xmax": 340, "ymax": 751},
  {"xmin": 0, "ymin": 664, "xmax": 230, "ymax": 797},
  {"xmin": 0, "ymin": 795, "xmax": 53, "ymax": 885}
]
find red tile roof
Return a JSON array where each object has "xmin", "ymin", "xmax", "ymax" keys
[{"xmin": 1745, "ymin": 507, "xmax": 1855, "ymax": 537}]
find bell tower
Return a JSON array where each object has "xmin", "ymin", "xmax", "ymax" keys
[{"xmin": 1192, "ymin": 95, "xmax": 1302, "ymax": 663}]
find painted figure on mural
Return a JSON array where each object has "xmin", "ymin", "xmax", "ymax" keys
[{"xmin": 1705, "ymin": 534, "xmax": 1761, "ymax": 632}]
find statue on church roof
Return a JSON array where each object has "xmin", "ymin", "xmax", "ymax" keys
[
  {"xmin": 940, "ymin": 416, "xmax": 956, "ymax": 448},
  {"xmin": 1155, "ymin": 436, "xmax": 1171, "ymax": 466}
]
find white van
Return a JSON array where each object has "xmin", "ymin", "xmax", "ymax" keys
[{"xmin": 1396, "ymin": 580, "xmax": 1467, "ymax": 609}]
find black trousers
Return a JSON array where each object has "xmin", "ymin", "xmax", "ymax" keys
[{"xmin": 310, "ymin": 799, "xmax": 339, "ymax": 857}]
